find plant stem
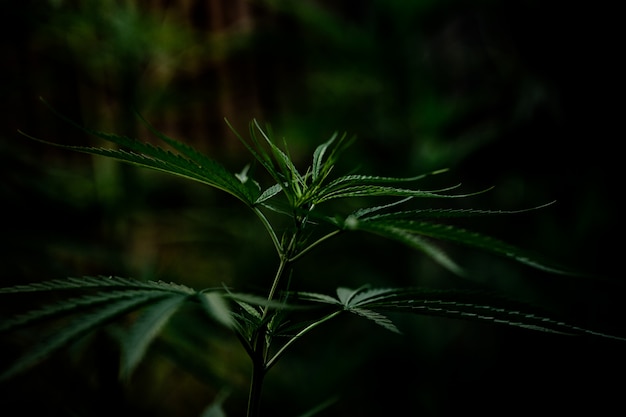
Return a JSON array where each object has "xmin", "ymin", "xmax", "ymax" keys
[
  {"xmin": 253, "ymin": 206, "xmax": 282, "ymax": 255},
  {"xmin": 289, "ymin": 229, "xmax": 342, "ymax": 262},
  {"xmin": 261, "ymin": 245, "xmax": 292, "ymax": 321},
  {"xmin": 265, "ymin": 310, "xmax": 342, "ymax": 371},
  {"xmin": 246, "ymin": 329, "xmax": 267, "ymax": 417},
  {"xmin": 246, "ymin": 231, "xmax": 298, "ymax": 416},
  {"xmin": 247, "ymin": 208, "xmax": 337, "ymax": 415}
]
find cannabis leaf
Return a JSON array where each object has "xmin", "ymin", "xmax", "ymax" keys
[
  {"xmin": 19, "ymin": 99, "xmax": 259, "ymax": 205},
  {"xmin": 333, "ymin": 201, "xmax": 578, "ymax": 277},
  {"xmin": 293, "ymin": 287, "xmax": 626, "ymax": 341},
  {"xmin": 0, "ymin": 276, "xmax": 234, "ymax": 382}
]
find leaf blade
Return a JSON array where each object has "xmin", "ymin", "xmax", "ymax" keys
[
  {"xmin": 0, "ymin": 275, "xmax": 196, "ymax": 295},
  {"xmin": 0, "ymin": 289, "xmax": 175, "ymax": 333},
  {"xmin": 119, "ymin": 294, "xmax": 188, "ymax": 381},
  {"xmin": 21, "ymin": 115, "xmax": 257, "ymax": 205},
  {"xmin": 0, "ymin": 291, "xmax": 173, "ymax": 382},
  {"xmin": 355, "ymin": 219, "xmax": 578, "ymax": 276}
]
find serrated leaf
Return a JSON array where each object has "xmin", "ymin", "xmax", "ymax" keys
[
  {"xmin": 22, "ymin": 104, "xmax": 257, "ymax": 205},
  {"xmin": 136, "ymin": 111, "xmax": 233, "ymax": 180},
  {"xmin": 352, "ymin": 221, "xmax": 465, "ymax": 276},
  {"xmin": 350, "ymin": 308, "xmax": 401, "ymax": 334},
  {"xmin": 346, "ymin": 287, "xmax": 398, "ymax": 306},
  {"xmin": 235, "ymin": 301, "xmax": 263, "ymax": 320},
  {"xmin": 293, "ymin": 292, "xmax": 343, "ymax": 305},
  {"xmin": 0, "ymin": 275, "xmax": 196, "ymax": 295},
  {"xmin": 356, "ymin": 201, "xmax": 556, "ymax": 222},
  {"xmin": 0, "ymin": 291, "xmax": 172, "ymax": 382},
  {"xmin": 119, "ymin": 294, "xmax": 188, "ymax": 381},
  {"xmin": 27, "ymin": 138, "xmax": 255, "ymax": 205},
  {"xmin": 326, "ymin": 287, "xmax": 626, "ymax": 340},
  {"xmin": 311, "ymin": 132, "xmax": 338, "ymax": 182},
  {"xmin": 250, "ymin": 119, "xmax": 305, "ymax": 191},
  {"xmin": 0, "ymin": 290, "xmax": 172, "ymax": 333},
  {"xmin": 225, "ymin": 118, "xmax": 279, "ymax": 183},
  {"xmin": 350, "ymin": 197, "xmax": 414, "ymax": 219},
  {"xmin": 336, "ymin": 287, "xmax": 362, "ymax": 306},
  {"xmin": 315, "ymin": 183, "xmax": 468, "ymax": 204},
  {"xmin": 199, "ymin": 292, "xmax": 235, "ymax": 328},
  {"xmin": 319, "ymin": 169, "xmax": 449, "ymax": 192},
  {"xmin": 290, "ymin": 288, "xmax": 400, "ymax": 333},
  {"xmin": 255, "ymin": 183, "xmax": 284, "ymax": 205},
  {"xmin": 355, "ymin": 219, "xmax": 577, "ymax": 276}
]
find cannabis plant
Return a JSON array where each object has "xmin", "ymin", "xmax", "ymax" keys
[{"xmin": 2, "ymin": 106, "xmax": 623, "ymax": 416}]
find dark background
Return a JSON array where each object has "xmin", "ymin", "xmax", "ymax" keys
[{"xmin": 1, "ymin": 1, "xmax": 623, "ymax": 416}]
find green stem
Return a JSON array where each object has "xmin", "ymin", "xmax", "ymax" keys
[
  {"xmin": 252, "ymin": 206, "xmax": 282, "ymax": 255},
  {"xmin": 289, "ymin": 229, "xmax": 342, "ymax": 263},
  {"xmin": 265, "ymin": 310, "xmax": 342, "ymax": 371},
  {"xmin": 246, "ymin": 231, "xmax": 298, "ymax": 417},
  {"xmin": 261, "ymin": 254, "xmax": 290, "ymax": 321},
  {"xmin": 246, "ymin": 331, "xmax": 267, "ymax": 417}
]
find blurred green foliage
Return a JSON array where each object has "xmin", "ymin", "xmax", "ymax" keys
[{"xmin": 1, "ymin": 0, "xmax": 623, "ymax": 416}]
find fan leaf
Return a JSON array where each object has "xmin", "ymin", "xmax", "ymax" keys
[
  {"xmin": 297, "ymin": 287, "xmax": 626, "ymax": 341},
  {"xmin": 0, "ymin": 289, "xmax": 175, "ymax": 333},
  {"xmin": 0, "ymin": 291, "xmax": 173, "ymax": 382},
  {"xmin": 355, "ymin": 201, "xmax": 556, "ymax": 222},
  {"xmin": 357, "ymin": 287, "xmax": 626, "ymax": 340},
  {"xmin": 314, "ymin": 183, "xmax": 471, "ymax": 204},
  {"xmin": 0, "ymin": 276, "xmax": 196, "ymax": 295},
  {"xmin": 353, "ymin": 219, "xmax": 576, "ymax": 276},
  {"xmin": 119, "ymin": 294, "xmax": 188, "ymax": 381},
  {"xmin": 21, "ymin": 103, "xmax": 257, "ymax": 205},
  {"xmin": 350, "ymin": 308, "xmax": 401, "ymax": 334},
  {"xmin": 199, "ymin": 292, "xmax": 236, "ymax": 329}
]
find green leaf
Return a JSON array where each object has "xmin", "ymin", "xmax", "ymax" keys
[
  {"xmin": 354, "ymin": 201, "xmax": 557, "ymax": 222},
  {"xmin": 0, "ymin": 275, "xmax": 196, "ymax": 295},
  {"xmin": 136, "ymin": 111, "xmax": 230, "ymax": 177},
  {"xmin": 353, "ymin": 219, "xmax": 577, "ymax": 276},
  {"xmin": 0, "ymin": 289, "xmax": 174, "ymax": 333},
  {"xmin": 199, "ymin": 292, "xmax": 235, "ymax": 329},
  {"xmin": 348, "ymin": 221, "xmax": 465, "ymax": 276},
  {"xmin": 349, "ymin": 197, "xmax": 414, "ymax": 219},
  {"xmin": 336, "ymin": 286, "xmax": 363, "ymax": 306},
  {"xmin": 293, "ymin": 291, "xmax": 343, "ymax": 305},
  {"xmin": 310, "ymin": 131, "xmax": 353, "ymax": 189},
  {"xmin": 347, "ymin": 287, "xmax": 399, "ymax": 306},
  {"xmin": 350, "ymin": 308, "xmax": 400, "ymax": 333},
  {"xmin": 21, "ymin": 104, "xmax": 257, "ymax": 205},
  {"xmin": 315, "ymin": 183, "xmax": 471, "ymax": 204},
  {"xmin": 292, "ymin": 288, "xmax": 399, "ymax": 333},
  {"xmin": 119, "ymin": 294, "xmax": 188, "ymax": 381},
  {"xmin": 356, "ymin": 287, "xmax": 626, "ymax": 340},
  {"xmin": 311, "ymin": 132, "xmax": 339, "ymax": 183},
  {"xmin": 320, "ymin": 169, "xmax": 450, "ymax": 192},
  {"xmin": 225, "ymin": 118, "xmax": 278, "ymax": 183},
  {"xmin": 255, "ymin": 183, "xmax": 284, "ymax": 205},
  {"xmin": 300, "ymin": 287, "xmax": 626, "ymax": 341},
  {"xmin": 0, "ymin": 291, "xmax": 173, "ymax": 382}
]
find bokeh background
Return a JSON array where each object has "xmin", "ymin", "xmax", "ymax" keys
[{"xmin": 1, "ymin": 1, "xmax": 623, "ymax": 416}]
